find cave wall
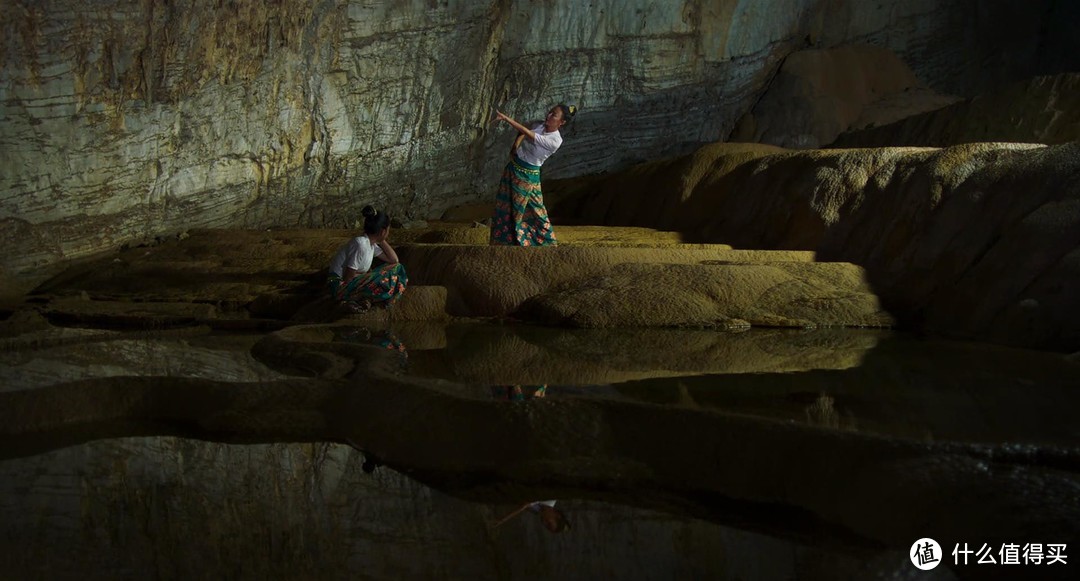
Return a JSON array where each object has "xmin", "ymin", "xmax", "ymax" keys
[
  {"xmin": 831, "ymin": 73, "xmax": 1080, "ymax": 148},
  {"xmin": 0, "ymin": 0, "xmax": 1076, "ymax": 290}
]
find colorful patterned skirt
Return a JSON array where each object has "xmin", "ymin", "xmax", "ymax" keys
[
  {"xmin": 490, "ymin": 156, "xmax": 557, "ymax": 246},
  {"xmin": 327, "ymin": 262, "xmax": 408, "ymax": 305}
]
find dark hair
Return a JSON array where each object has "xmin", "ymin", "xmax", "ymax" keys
[
  {"xmin": 556, "ymin": 103, "xmax": 576, "ymax": 124},
  {"xmin": 361, "ymin": 205, "xmax": 390, "ymax": 235}
]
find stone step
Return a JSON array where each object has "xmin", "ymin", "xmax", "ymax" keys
[{"xmin": 396, "ymin": 245, "xmax": 824, "ymax": 319}]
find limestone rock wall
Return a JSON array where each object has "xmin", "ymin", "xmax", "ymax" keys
[{"xmin": 0, "ymin": 0, "xmax": 1076, "ymax": 293}]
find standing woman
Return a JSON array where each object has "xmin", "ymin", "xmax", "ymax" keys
[
  {"xmin": 489, "ymin": 103, "xmax": 576, "ymax": 246},
  {"xmin": 327, "ymin": 205, "xmax": 408, "ymax": 312}
]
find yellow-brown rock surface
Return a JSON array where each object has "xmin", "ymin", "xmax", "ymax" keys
[
  {"xmin": 547, "ymin": 141, "xmax": 1080, "ymax": 350},
  {"xmin": 16, "ymin": 223, "xmax": 889, "ymax": 332}
]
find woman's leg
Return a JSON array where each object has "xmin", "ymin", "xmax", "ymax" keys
[
  {"xmin": 491, "ymin": 161, "xmax": 520, "ymax": 245},
  {"xmin": 521, "ymin": 184, "xmax": 557, "ymax": 247}
]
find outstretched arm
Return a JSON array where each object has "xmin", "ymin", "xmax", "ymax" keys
[{"xmin": 495, "ymin": 110, "xmax": 536, "ymax": 141}]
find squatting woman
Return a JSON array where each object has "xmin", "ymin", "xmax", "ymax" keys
[{"xmin": 327, "ymin": 205, "xmax": 408, "ymax": 312}]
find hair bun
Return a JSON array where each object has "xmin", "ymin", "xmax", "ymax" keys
[{"xmin": 361, "ymin": 205, "xmax": 377, "ymax": 219}]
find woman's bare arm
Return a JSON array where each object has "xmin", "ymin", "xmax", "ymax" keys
[
  {"xmin": 495, "ymin": 111, "xmax": 536, "ymax": 141},
  {"xmin": 377, "ymin": 240, "xmax": 399, "ymax": 264},
  {"xmin": 510, "ymin": 133, "xmax": 526, "ymax": 155}
]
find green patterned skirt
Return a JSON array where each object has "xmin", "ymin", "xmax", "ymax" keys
[
  {"xmin": 490, "ymin": 156, "xmax": 557, "ymax": 246},
  {"xmin": 327, "ymin": 262, "xmax": 408, "ymax": 305}
]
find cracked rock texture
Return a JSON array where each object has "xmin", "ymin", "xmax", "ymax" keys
[{"xmin": 1, "ymin": 0, "xmax": 1077, "ymax": 293}]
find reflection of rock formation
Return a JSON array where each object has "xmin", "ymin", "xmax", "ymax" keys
[
  {"xmin": 404, "ymin": 324, "xmax": 883, "ymax": 385},
  {"xmin": 548, "ymin": 141, "xmax": 1080, "ymax": 350},
  {"xmin": 0, "ymin": 437, "xmax": 918, "ymax": 580},
  {"xmin": 803, "ymin": 393, "xmax": 855, "ymax": 431},
  {"xmin": 1, "ymin": 363, "xmax": 1077, "ymax": 561},
  {"xmin": 611, "ymin": 334, "xmax": 1080, "ymax": 445},
  {"xmin": 0, "ymin": 330, "xmax": 285, "ymax": 392}
]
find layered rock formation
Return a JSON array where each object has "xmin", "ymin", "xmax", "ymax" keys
[
  {"xmin": 547, "ymin": 141, "xmax": 1080, "ymax": 351},
  {"xmin": 16, "ymin": 224, "xmax": 892, "ymax": 331},
  {"xmin": 2, "ymin": 0, "xmax": 1076, "ymax": 294}
]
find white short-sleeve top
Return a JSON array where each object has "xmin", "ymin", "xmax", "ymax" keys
[
  {"xmin": 329, "ymin": 235, "xmax": 384, "ymax": 277},
  {"xmin": 515, "ymin": 123, "xmax": 563, "ymax": 167}
]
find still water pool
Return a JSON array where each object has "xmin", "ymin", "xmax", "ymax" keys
[{"xmin": 1, "ymin": 322, "xmax": 1077, "ymax": 580}]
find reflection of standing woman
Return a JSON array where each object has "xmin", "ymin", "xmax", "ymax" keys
[
  {"xmin": 327, "ymin": 205, "xmax": 408, "ymax": 312},
  {"xmin": 490, "ymin": 104, "xmax": 576, "ymax": 247}
]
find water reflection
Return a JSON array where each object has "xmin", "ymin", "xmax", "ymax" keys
[
  {"xmin": 367, "ymin": 322, "xmax": 1079, "ymax": 446},
  {"xmin": 0, "ymin": 330, "xmax": 286, "ymax": 392},
  {"xmin": 0, "ymin": 318, "xmax": 1076, "ymax": 579},
  {"xmin": 492, "ymin": 384, "xmax": 548, "ymax": 401},
  {"xmin": 0, "ymin": 437, "xmax": 924, "ymax": 580},
  {"xmin": 487, "ymin": 384, "xmax": 571, "ymax": 536},
  {"xmin": 491, "ymin": 500, "xmax": 571, "ymax": 535},
  {"xmin": 4, "ymin": 319, "xmax": 1078, "ymax": 448},
  {"xmin": 334, "ymin": 326, "xmax": 410, "ymax": 367},
  {"xmin": 403, "ymin": 324, "xmax": 885, "ymax": 385}
]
